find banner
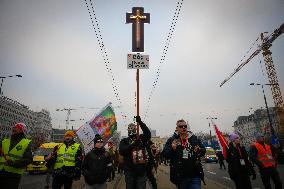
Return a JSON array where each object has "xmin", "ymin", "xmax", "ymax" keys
[
  {"xmin": 76, "ymin": 102, "xmax": 117, "ymax": 153},
  {"xmin": 76, "ymin": 122, "xmax": 96, "ymax": 154}
]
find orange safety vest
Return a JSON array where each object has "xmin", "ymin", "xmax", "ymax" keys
[{"xmin": 255, "ymin": 142, "xmax": 276, "ymax": 168}]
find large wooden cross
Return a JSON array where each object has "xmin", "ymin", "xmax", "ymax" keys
[
  {"xmin": 126, "ymin": 7, "xmax": 150, "ymax": 137},
  {"xmin": 126, "ymin": 7, "xmax": 150, "ymax": 52}
]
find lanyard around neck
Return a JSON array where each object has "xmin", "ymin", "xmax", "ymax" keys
[{"xmin": 180, "ymin": 134, "xmax": 188, "ymax": 149}]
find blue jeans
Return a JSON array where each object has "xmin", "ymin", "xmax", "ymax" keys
[
  {"xmin": 124, "ymin": 170, "xmax": 147, "ymax": 189},
  {"xmin": 178, "ymin": 177, "xmax": 201, "ymax": 189}
]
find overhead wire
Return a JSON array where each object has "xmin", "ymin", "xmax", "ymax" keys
[
  {"xmin": 143, "ymin": 0, "xmax": 184, "ymax": 121},
  {"xmin": 83, "ymin": 0, "xmax": 128, "ymax": 126}
]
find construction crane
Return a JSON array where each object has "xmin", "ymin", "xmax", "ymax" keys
[
  {"xmin": 55, "ymin": 108, "xmax": 92, "ymax": 130},
  {"xmin": 219, "ymin": 22, "xmax": 284, "ymax": 146},
  {"xmin": 56, "ymin": 106, "xmax": 121, "ymax": 130}
]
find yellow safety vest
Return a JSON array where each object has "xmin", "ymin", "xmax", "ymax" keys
[
  {"xmin": 0, "ymin": 138, "xmax": 31, "ymax": 174},
  {"xmin": 54, "ymin": 143, "xmax": 80, "ymax": 170}
]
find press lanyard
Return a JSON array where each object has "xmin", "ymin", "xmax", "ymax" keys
[
  {"xmin": 180, "ymin": 135, "xmax": 188, "ymax": 149},
  {"xmin": 237, "ymin": 146, "xmax": 243, "ymax": 159}
]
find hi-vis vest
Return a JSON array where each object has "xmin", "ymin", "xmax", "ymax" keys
[
  {"xmin": 54, "ymin": 143, "xmax": 80, "ymax": 169},
  {"xmin": 0, "ymin": 138, "xmax": 31, "ymax": 174},
  {"xmin": 255, "ymin": 142, "xmax": 276, "ymax": 168}
]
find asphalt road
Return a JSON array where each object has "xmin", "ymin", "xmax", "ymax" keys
[
  {"xmin": 202, "ymin": 161, "xmax": 284, "ymax": 189},
  {"xmin": 18, "ymin": 163, "xmax": 284, "ymax": 189}
]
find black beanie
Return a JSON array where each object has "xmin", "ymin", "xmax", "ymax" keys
[{"xmin": 94, "ymin": 134, "xmax": 102, "ymax": 144}]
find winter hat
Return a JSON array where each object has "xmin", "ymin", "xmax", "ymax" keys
[
  {"xmin": 94, "ymin": 134, "xmax": 103, "ymax": 143},
  {"xmin": 64, "ymin": 130, "xmax": 75, "ymax": 138},
  {"xmin": 229, "ymin": 133, "xmax": 239, "ymax": 142},
  {"xmin": 13, "ymin": 122, "xmax": 27, "ymax": 135}
]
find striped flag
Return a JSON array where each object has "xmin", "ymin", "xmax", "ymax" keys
[{"xmin": 213, "ymin": 124, "xmax": 228, "ymax": 158}]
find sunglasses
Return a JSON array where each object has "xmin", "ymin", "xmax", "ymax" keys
[
  {"xmin": 178, "ymin": 125, "xmax": 187, "ymax": 129},
  {"xmin": 96, "ymin": 139, "xmax": 104, "ymax": 143}
]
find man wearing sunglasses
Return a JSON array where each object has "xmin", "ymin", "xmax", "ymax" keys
[{"xmin": 162, "ymin": 119, "xmax": 205, "ymax": 189}]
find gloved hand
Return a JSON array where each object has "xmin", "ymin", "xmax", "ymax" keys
[
  {"xmin": 135, "ymin": 116, "xmax": 142, "ymax": 124},
  {"xmin": 251, "ymin": 173, "xmax": 256, "ymax": 180}
]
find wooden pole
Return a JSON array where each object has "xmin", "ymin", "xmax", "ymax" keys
[{"xmin": 136, "ymin": 68, "xmax": 140, "ymax": 137}]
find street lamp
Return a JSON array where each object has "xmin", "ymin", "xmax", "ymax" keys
[
  {"xmin": 250, "ymin": 83, "xmax": 278, "ymax": 136},
  {"xmin": 206, "ymin": 117, "xmax": 217, "ymax": 147},
  {"xmin": 0, "ymin": 74, "xmax": 23, "ymax": 96}
]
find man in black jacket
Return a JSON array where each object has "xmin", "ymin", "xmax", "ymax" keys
[
  {"xmin": 119, "ymin": 116, "xmax": 151, "ymax": 189},
  {"xmin": 162, "ymin": 119, "xmax": 205, "ymax": 189},
  {"xmin": 82, "ymin": 134, "xmax": 112, "ymax": 189},
  {"xmin": 216, "ymin": 150, "xmax": 226, "ymax": 169}
]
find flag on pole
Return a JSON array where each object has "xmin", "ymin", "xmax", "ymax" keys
[
  {"xmin": 76, "ymin": 102, "xmax": 117, "ymax": 153},
  {"xmin": 89, "ymin": 103, "xmax": 117, "ymax": 140},
  {"xmin": 213, "ymin": 124, "xmax": 228, "ymax": 158}
]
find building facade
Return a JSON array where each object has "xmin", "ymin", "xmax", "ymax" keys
[
  {"xmin": 233, "ymin": 107, "xmax": 279, "ymax": 149},
  {"xmin": 0, "ymin": 96, "xmax": 52, "ymax": 147}
]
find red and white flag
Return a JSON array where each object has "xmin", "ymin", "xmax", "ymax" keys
[{"xmin": 213, "ymin": 124, "xmax": 228, "ymax": 158}]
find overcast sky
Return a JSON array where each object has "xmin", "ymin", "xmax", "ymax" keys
[{"xmin": 1, "ymin": 0, "xmax": 284, "ymax": 137}]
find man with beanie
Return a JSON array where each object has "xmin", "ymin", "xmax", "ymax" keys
[
  {"xmin": 250, "ymin": 133, "xmax": 282, "ymax": 189},
  {"xmin": 226, "ymin": 133, "xmax": 256, "ymax": 189},
  {"xmin": 119, "ymin": 116, "xmax": 151, "ymax": 189},
  {"xmin": 82, "ymin": 134, "xmax": 112, "ymax": 189},
  {"xmin": 46, "ymin": 130, "xmax": 83, "ymax": 189},
  {"xmin": 0, "ymin": 122, "xmax": 32, "ymax": 189},
  {"xmin": 162, "ymin": 119, "xmax": 206, "ymax": 189}
]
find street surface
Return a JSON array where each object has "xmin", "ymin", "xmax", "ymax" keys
[{"xmin": 19, "ymin": 163, "xmax": 284, "ymax": 189}]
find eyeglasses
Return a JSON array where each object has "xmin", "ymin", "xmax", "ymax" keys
[
  {"xmin": 178, "ymin": 125, "xmax": 187, "ymax": 129},
  {"xmin": 96, "ymin": 139, "xmax": 103, "ymax": 143}
]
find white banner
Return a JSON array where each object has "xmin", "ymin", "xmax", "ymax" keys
[{"xmin": 76, "ymin": 123, "xmax": 95, "ymax": 154}]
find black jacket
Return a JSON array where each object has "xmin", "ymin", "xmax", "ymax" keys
[
  {"xmin": 119, "ymin": 119, "xmax": 151, "ymax": 174},
  {"xmin": 162, "ymin": 132, "xmax": 205, "ymax": 184},
  {"xmin": 82, "ymin": 147, "xmax": 112, "ymax": 185},
  {"xmin": 226, "ymin": 142, "xmax": 255, "ymax": 179},
  {"xmin": 145, "ymin": 140, "xmax": 158, "ymax": 170}
]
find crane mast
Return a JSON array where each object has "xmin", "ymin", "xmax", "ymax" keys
[
  {"xmin": 219, "ymin": 22, "xmax": 284, "ymax": 146},
  {"xmin": 261, "ymin": 32, "xmax": 284, "ymax": 145}
]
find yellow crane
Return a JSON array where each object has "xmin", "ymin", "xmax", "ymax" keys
[{"xmin": 220, "ymin": 22, "xmax": 284, "ymax": 146}]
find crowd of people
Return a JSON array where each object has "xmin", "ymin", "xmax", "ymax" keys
[{"xmin": 0, "ymin": 118, "xmax": 283, "ymax": 189}]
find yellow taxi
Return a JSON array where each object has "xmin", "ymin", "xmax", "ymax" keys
[{"xmin": 27, "ymin": 142, "xmax": 60, "ymax": 174}]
